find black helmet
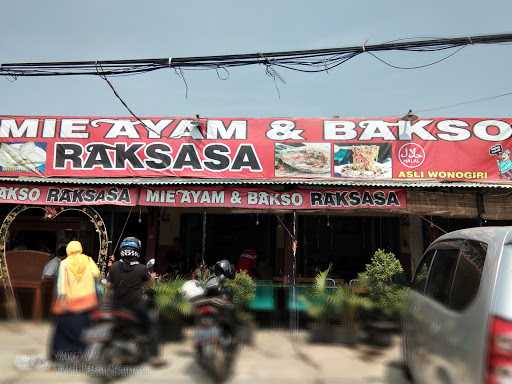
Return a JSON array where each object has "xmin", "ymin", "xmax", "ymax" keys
[
  {"xmin": 214, "ymin": 259, "xmax": 235, "ymax": 279},
  {"xmin": 120, "ymin": 236, "xmax": 142, "ymax": 259}
]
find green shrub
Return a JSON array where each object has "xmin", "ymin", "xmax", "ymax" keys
[
  {"xmin": 301, "ymin": 267, "xmax": 371, "ymax": 326},
  {"xmin": 154, "ymin": 276, "xmax": 192, "ymax": 320},
  {"xmin": 358, "ymin": 249, "xmax": 407, "ymax": 320},
  {"xmin": 224, "ymin": 271, "xmax": 256, "ymax": 308}
]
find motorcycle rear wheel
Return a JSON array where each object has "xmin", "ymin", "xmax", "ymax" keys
[
  {"xmin": 210, "ymin": 341, "xmax": 235, "ymax": 383},
  {"xmin": 84, "ymin": 342, "xmax": 127, "ymax": 381}
]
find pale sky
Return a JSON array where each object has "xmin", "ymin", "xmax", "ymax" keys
[{"xmin": 1, "ymin": 0, "xmax": 512, "ymax": 118}]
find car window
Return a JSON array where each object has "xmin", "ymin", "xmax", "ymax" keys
[
  {"xmin": 425, "ymin": 244, "xmax": 460, "ymax": 305},
  {"xmin": 412, "ymin": 249, "xmax": 435, "ymax": 292},
  {"xmin": 449, "ymin": 240, "xmax": 487, "ymax": 310}
]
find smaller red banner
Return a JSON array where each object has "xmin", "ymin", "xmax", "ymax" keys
[
  {"xmin": 0, "ymin": 185, "xmax": 137, "ymax": 206},
  {"xmin": 0, "ymin": 184, "xmax": 406, "ymax": 209},
  {"xmin": 139, "ymin": 187, "xmax": 406, "ymax": 210}
]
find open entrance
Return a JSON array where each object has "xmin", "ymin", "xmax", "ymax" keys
[
  {"xmin": 297, "ymin": 214, "xmax": 401, "ymax": 282},
  {"xmin": 157, "ymin": 208, "xmax": 404, "ymax": 328},
  {"xmin": 0, "ymin": 205, "xmax": 109, "ymax": 320},
  {"xmin": 176, "ymin": 211, "xmax": 401, "ymax": 282},
  {"xmin": 180, "ymin": 212, "xmax": 277, "ymax": 276}
]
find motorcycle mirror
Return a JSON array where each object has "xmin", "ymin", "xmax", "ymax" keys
[{"xmin": 146, "ymin": 259, "xmax": 156, "ymax": 269}]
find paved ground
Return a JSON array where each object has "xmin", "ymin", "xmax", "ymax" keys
[{"xmin": 0, "ymin": 321, "xmax": 409, "ymax": 384}]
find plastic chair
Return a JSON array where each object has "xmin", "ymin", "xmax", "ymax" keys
[
  {"xmin": 287, "ymin": 285, "xmax": 308, "ymax": 312},
  {"xmin": 248, "ymin": 281, "xmax": 275, "ymax": 311}
]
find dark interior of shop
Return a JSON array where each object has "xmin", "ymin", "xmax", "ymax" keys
[
  {"xmin": 180, "ymin": 212, "xmax": 402, "ymax": 281},
  {"xmin": 7, "ymin": 209, "xmax": 99, "ymax": 257},
  {"xmin": 180, "ymin": 213, "xmax": 277, "ymax": 275},
  {"xmin": 298, "ymin": 215, "xmax": 401, "ymax": 281}
]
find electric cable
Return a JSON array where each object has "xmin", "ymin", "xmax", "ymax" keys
[
  {"xmin": 1, "ymin": 33, "xmax": 510, "ymax": 78},
  {"xmin": 96, "ymin": 65, "xmax": 180, "ymax": 176},
  {"xmin": 367, "ymin": 45, "xmax": 466, "ymax": 70},
  {"xmin": 111, "ymin": 206, "xmax": 133, "ymax": 257},
  {"xmin": 96, "ymin": 63, "xmax": 163, "ymax": 137},
  {"xmin": 415, "ymin": 90, "xmax": 512, "ymax": 113}
]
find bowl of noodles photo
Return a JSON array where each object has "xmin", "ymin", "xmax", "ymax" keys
[{"xmin": 333, "ymin": 144, "xmax": 392, "ymax": 179}]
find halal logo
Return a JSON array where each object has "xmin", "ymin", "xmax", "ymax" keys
[{"xmin": 398, "ymin": 143, "xmax": 425, "ymax": 168}]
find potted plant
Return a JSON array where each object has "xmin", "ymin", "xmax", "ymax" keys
[
  {"xmin": 154, "ymin": 276, "xmax": 192, "ymax": 341},
  {"xmin": 357, "ymin": 249, "xmax": 408, "ymax": 347},
  {"xmin": 224, "ymin": 271, "xmax": 256, "ymax": 345},
  {"xmin": 300, "ymin": 267, "xmax": 371, "ymax": 345}
]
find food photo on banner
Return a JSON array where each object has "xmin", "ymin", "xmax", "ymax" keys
[
  {"xmin": 274, "ymin": 143, "xmax": 331, "ymax": 178},
  {"xmin": 0, "ymin": 142, "xmax": 47, "ymax": 173},
  {"xmin": 333, "ymin": 143, "xmax": 392, "ymax": 179}
]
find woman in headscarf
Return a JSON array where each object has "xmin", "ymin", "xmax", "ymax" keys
[
  {"xmin": 50, "ymin": 240, "xmax": 100, "ymax": 362},
  {"xmin": 236, "ymin": 248, "xmax": 258, "ymax": 277}
]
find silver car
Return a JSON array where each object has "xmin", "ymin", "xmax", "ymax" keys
[{"xmin": 402, "ymin": 226, "xmax": 512, "ymax": 384}]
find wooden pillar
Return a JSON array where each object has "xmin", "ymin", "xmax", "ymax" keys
[
  {"xmin": 275, "ymin": 215, "xmax": 285, "ymax": 278},
  {"xmin": 408, "ymin": 216, "xmax": 424, "ymax": 273},
  {"xmin": 399, "ymin": 216, "xmax": 411, "ymax": 277},
  {"xmin": 146, "ymin": 207, "xmax": 158, "ymax": 262},
  {"xmin": 281, "ymin": 212, "xmax": 298, "ymax": 281},
  {"xmin": 283, "ymin": 214, "xmax": 294, "ymax": 285}
]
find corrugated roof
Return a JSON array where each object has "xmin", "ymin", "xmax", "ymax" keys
[{"xmin": 0, "ymin": 176, "xmax": 511, "ymax": 189}]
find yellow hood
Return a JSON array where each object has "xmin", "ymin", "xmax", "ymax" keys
[{"xmin": 66, "ymin": 241, "xmax": 88, "ymax": 282}]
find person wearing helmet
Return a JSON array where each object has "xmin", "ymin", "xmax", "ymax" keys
[
  {"xmin": 106, "ymin": 236, "xmax": 166, "ymax": 367},
  {"xmin": 215, "ymin": 259, "xmax": 235, "ymax": 280}
]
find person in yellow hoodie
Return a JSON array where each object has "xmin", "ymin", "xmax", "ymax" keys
[{"xmin": 50, "ymin": 240, "xmax": 100, "ymax": 362}]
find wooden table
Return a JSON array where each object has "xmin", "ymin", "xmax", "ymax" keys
[{"xmin": 6, "ymin": 250, "xmax": 51, "ymax": 320}]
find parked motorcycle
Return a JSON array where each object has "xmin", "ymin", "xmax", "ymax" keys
[
  {"xmin": 182, "ymin": 260, "xmax": 238, "ymax": 383},
  {"xmin": 82, "ymin": 258, "xmax": 157, "ymax": 380}
]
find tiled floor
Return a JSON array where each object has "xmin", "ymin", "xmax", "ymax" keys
[{"xmin": 0, "ymin": 321, "xmax": 409, "ymax": 384}]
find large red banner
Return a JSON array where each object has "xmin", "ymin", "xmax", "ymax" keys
[{"xmin": 0, "ymin": 115, "xmax": 511, "ymax": 182}]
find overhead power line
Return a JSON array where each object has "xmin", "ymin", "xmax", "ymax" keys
[
  {"xmin": 415, "ymin": 90, "xmax": 512, "ymax": 113},
  {"xmin": 1, "ymin": 33, "xmax": 512, "ymax": 77}
]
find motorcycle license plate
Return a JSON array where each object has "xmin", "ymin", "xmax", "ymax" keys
[
  {"xmin": 195, "ymin": 327, "xmax": 220, "ymax": 342},
  {"xmin": 83, "ymin": 324, "xmax": 113, "ymax": 341}
]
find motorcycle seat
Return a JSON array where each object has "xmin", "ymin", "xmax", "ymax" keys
[
  {"xmin": 192, "ymin": 296, "xmax": 234, "ymax": 309},
  {"xmin": 91, "ymin": 309, "xmax": 139, "ymax": 323}
]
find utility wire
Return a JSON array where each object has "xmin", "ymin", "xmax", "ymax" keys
[
  {"xmin": 1, "ymin": 33, "xmax": 511, "ymax": 77},
  {"xmin": 367, "ymin": 45, "xmax": 466, "ymax": 70},
  {"xmin": 111, "ymin": 206, "xmax": 133, "ymax": 257},
  {"xmin": 96, "ymin": 63, "xmax": 162, "ymax": 137},
  {"xmin": 96, "ymin": 64, "xmax": 180, "ymax": 176},
  {"xmin": 416, "ymin": 90, "xmax": 512, "ymax": 113}
]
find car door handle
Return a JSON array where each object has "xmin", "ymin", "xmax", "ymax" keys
[{"xmin": 430, "ymin": 321, "xmax": 441, "ymax": 333}]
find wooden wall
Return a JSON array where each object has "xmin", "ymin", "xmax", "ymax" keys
[{"xmin": 406, "ymin": 190, "xmax": 512, "ymax": 220}]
